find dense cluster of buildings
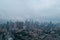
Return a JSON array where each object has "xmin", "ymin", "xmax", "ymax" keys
[{"xmin": 0, "ymin": 20, "xmax": 60, "ymax": 40}]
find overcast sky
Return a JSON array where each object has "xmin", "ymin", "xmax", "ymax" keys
[{"xmin": 0, "ymin": 0, "xmax": 60, "ymax": 22}]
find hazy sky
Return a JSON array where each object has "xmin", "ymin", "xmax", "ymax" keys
[{"xmin": 0, "ymin": 0, "xmax": 60, "ymax": 22}]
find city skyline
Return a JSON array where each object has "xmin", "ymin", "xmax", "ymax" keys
[{"xmin": 0, "ymin": 0, "xmax": 60, "ymax": 22}]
